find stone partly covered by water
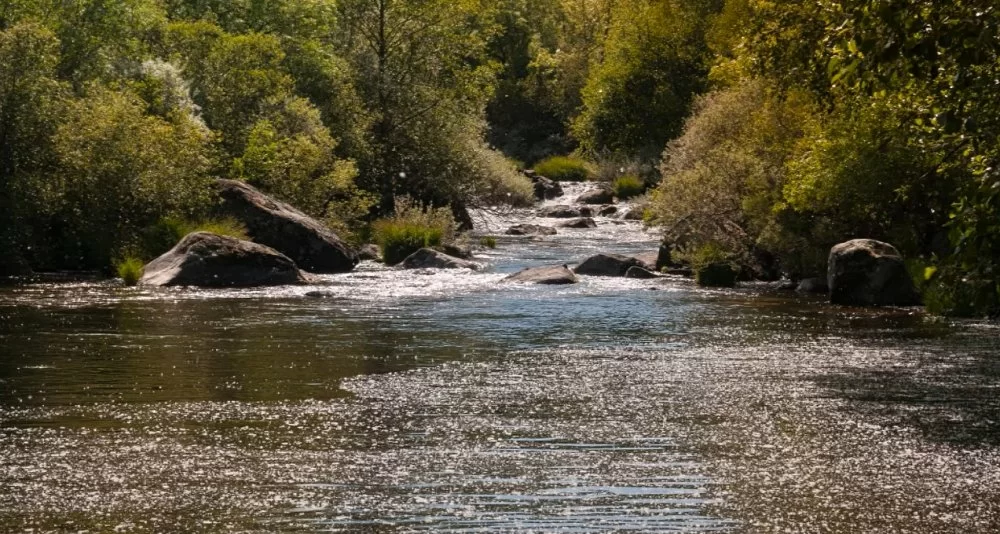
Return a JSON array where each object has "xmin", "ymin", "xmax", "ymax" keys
[
  {"xmin": 558, "ymin": 217, "xmax": 597, "ymax": 229},
  {"xmin": 400, "ymin": 248, "xmax": 479, "ymax": 270},
  {"xmin": 828, "ymin": 239, "xmax": 921, "ymax": 307},
  {"xmin": 574, "ymin": 253, "xmax": 645, "ymax": 277},
  {"xmin": 141, "ymin": 232, "xmax": 313, "ymax": 287},
  {"xmin": 506, "ymin": 224, "xmax": 558, "ymax": 236},
  {"xmin": 216, "ymin": 179, "xmax": 359, "ymax": 273},
  {"xmin": 576, "ymin": 185, "xmax": 615, "ymax": 205},
  {"xmin": 538, "ymin": 205, "xmax": 594, "ymax": 218},
  {"xmin": 503, "ymin": 264, "xmax": 579, "ymax": 285}
]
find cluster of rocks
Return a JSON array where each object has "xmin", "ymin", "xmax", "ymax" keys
[
  {"xmin": 141, "ymin": 180, "xmax": 480, "ymax": 287},
  {"xmin": 141, "ymin": 175, "xmax": 924, "ymax": 309}
]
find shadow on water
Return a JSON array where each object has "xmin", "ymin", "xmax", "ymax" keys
[{"xmin": 810, "ymin": 322, "xmax": 1000, "ymax": 447}]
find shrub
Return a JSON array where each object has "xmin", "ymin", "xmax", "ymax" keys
[
  {"xmin": 533, "ymin": 155, "xmax": 592, "ymax": 182},
  {"xmin": 115, "ymin": 256, "xmax": 144, "ymax": 286},
  {"xmin": 480, "ymin": 236, "xmax": 497, "ymax": 249},
  {"xmin": 372, "ymin": 197, "xmax": 456, "ymax": 265},
  {"xmin": 612, "ymin": 175, "xmax": 645, "ymax": 199}
]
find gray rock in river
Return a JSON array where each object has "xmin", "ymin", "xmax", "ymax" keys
[
  {"xmin": 358, "ymin": 243, "xmax": 382, "ymax": 262},
  {"xmin": 828, "ymin": 239, "xmax": 921, "ymax": 306},
  {"xmin": 625, "ymin": 266, "xmax": 660, "ymax": 279},
  {"xmin": 141, "ymin": 232, "xmax": 312, "ymax": 287},
  {"xmin": 576, "ymin": 185, "xmax": 615, "ymax": 205},
  {"xmin": 622, "ymin": 207, "xmax": 646, "ymax": 221},
  {"xmin": 401, "ymin": 248, "xmax": 479, "ymax": 270},
  {"xmin": 574, "ymin": 253, "xmax": 644, "ymax": 277},
  {"xmin": 435, "ymin": 243, "xmax": 474, "ymax": 260},
  {"xmin": 504, "ymin": 265, "xmax": 578, "ymax": 285},
  {"xmin": 558, "ymin": 217, "xmax": 597, "ymax": 229},
  {"xmin": 598, "ymin": 205, "xmax": 618, "ymax": 217},
  {"xmin": 537, "ymin": 205, "xmax": 594, "ymax": 218},
  {"xmin": 506, "ymin": 224, "xmax": 558, "ymax": 236},
  {"xmin": 215, "ymin": 179, "xmax": 358, "ymax": 273}
]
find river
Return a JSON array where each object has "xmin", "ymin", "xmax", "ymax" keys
[{"xmin": 2, "ymin": 184, "xmax": 1000, "ymax": 533}]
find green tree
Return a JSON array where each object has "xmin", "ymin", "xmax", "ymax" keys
[
  {"xmin": 572, "ymin": 0, "xmax": 721, "ymax": 160},
  {"xmin": 0, "ymin": 22, "xmax": 66, "ymax": 274},
  {"xmin": 49, "ymin": 88, "xmax": 214, "ymax": 269}
]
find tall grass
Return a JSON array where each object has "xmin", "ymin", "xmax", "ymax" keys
[
  {"xmin": 115, "ymin": 256, "xmax": 144, "ymax": 286},
  {"xmin": 533, "ymin": 156, "xmax": 592, "ymax": 182},
  {"xmin": 612, "ymin": 175, "xmax": 645, "ymax": 199},
  {"xmin": 372, "ymin": 197, "xmax": 456, "ymax": 265}
]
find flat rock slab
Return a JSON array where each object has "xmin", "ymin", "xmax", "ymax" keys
[
  {"xmin": 506, "ymin": 224, "xmax": 558, "ymax": 236},
  {"xmin": 504, "ymin": 265, "xmax": 578, "ymax": 285},
  {"xmin": 401, "ymin": 248, "xmax": 479, "ymax": 270},
  {"xmin": 216, "ymin": 179, "xmax": 358, "ymax": 273},
  {"xmin": 574, "ymin": 253, "xmax": 644, "ymax": 277},
  {"xmin": 538, "ymin": 205, "xmax": 595, "ymax": 218},
  {"xmin": 141, "ymin": 232, "xmax": 311, "ymax": 287},
  {"xmin": 558, "ymin": 218, "xmax": 597, "ymax": 229}
]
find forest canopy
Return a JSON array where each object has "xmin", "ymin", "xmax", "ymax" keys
[{"xmin": 1, "ymin": 0, "xmax": 998, "ymax": 316}]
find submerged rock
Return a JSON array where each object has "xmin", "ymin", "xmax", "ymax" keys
[
  {"xmin": 574, "ymin": 253, "xmax": 644, "ymax": 277},
  {"xmin": 215, "ymin": 179, "xmax": 358, "ymax": 273},
  {"xmin": 622, "ymin": 208, "xmax": 646, "ymax": 221},
  {"xmin": 828, "ymin": 239, "xmax": 920, "ymax": 307},
  {"xmin": 506, "ymin": 224, "xmax": 558, "ymax": 236},
  {"xmin": 504, "ymin": 265, "xmax": 578, "ymax": 285},
  {"xmin": 141, "ymin": 232, "xmax": 311, "ymax": 287},
  {"xmin": 598, "ymin": 205, "xmax": 618, "ymax": 217},
  {"xmin": 558, "ymin": 217, "xmax": 597, "ymax": 229},
  {"xmin": 401, "ymin": 248, "xmax": 479, "ymax": 270}
]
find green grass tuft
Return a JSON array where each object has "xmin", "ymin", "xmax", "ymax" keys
[
  {"xmin": 115, "ymin": 256, "xmax": 144, "ymax": 286},
  {"xmin": 480, "ymin": 236, "xmax": 497, "ymax": 249},
  {"xmin": 533, "ymin": 156, "xmax": 592, "ymax": 182},
  {"xmin": 612, "ymin": 175, "xmax": 645, "ymax": 199},
  {"xmin": 373, "ymin": 221, "xmax": 444, "ymax": 265}
]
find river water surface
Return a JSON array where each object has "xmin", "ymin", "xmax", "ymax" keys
[{"xmin": 2, "ymin": 185, "xmax": 1000, "ymax": 533}]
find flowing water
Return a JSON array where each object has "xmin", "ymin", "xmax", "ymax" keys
[{"xmin": 2, "ymin": 184, "xmax": 1000, "ymax": 533}]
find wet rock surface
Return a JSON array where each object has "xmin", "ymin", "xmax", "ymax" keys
[
  {"xmin": 503, "ymin": 264, "xmax": 579, "ymax": 285},
  {"xmin": 828, "ymin": 239, "xmax": 921, "ymax": 306},
  {"xmin": 141, "ymin": 232, "xmax": 311, "ymax": 287},
  {"xmin": 400, "ymin": 248, "xmax": 479, "ymax": 270}
]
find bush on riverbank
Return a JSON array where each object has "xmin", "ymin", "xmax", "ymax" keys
[{"xmin": 534, "ymin": 156, "xmax": 592, "ymax": 182}]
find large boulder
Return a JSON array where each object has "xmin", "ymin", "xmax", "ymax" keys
[
  {"xmin": 504, "ymin": 265, "xmax": 578, "ymax": 285},
  {"xmin": 531, "ymin": 175, "xmax": 564, "ymax": 200},
  {"xmin": 506, "ymin": 224, "xmax": 558, "ymax": 236},
  {"xmin": 577, "ymin": 185, "xmax": 615, "ymax": 205},
  {"xmin": 215, "ymin": 179, "xmax": 358, "ymax": 273},
  {"xmin": 558, "ymin": 217, "xmax": 597, "ymax": 229},
  {"xmin": 141, "ymin": 232, "xmax": 311, "ymax": 287},
  {"xmin": 574, "ymin": 253, "xmax": 644, "ymax": 277},
  {"xmin": 401, "ymin": 248, "xmax": 479, "ymax": 270},
  {"xmin": 828, "ymin": 239, "xmax": 921, "ymax": 306}
]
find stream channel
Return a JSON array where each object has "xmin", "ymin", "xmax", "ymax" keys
[{"xmin": 2, "ymin": 184, "xmax": 1000, "ymax": 533}]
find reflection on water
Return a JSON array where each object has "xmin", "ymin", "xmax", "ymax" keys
[{"xmin": 3, "ymin": 186, "xmax": 1000, "ymax": 532}]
